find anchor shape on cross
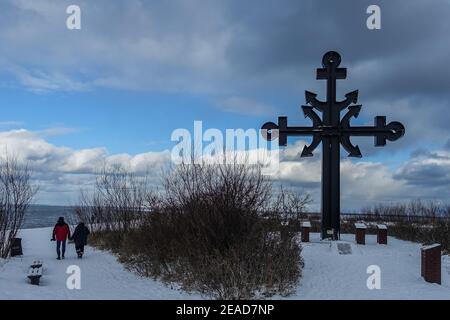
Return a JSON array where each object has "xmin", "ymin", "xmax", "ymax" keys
[{"xmin": 261, "ymin": 51, "xmax": 405, "ymax": 239}]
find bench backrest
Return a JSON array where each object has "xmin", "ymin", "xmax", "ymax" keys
[{"xmin": 28, "ymin": 267, "xmax": 43, "ymax": 277}]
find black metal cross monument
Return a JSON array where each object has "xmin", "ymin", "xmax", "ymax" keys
[{"xmin": 262, "ymin": 51, "xmax": 405, "ymax": 239}]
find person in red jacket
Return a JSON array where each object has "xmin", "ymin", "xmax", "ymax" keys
[{"xmin": 51, "ymin": 217, "xmax": 71, "ymax": 260}]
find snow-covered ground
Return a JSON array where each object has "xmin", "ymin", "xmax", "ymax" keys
[
  {"xmin": 286, "ymin": 233, "xmax": 450, "ymax": 300},
  {"xmin": 0, "ymin": 227, "xmax": 449, "ymax": 299},
  {"xmin": 0, "ymin": 227, "xmax": 201, "ymax": 300}
]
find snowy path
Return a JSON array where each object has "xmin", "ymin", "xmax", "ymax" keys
[
  {"xmin": 0, "ymin": 228, "xmax": 449, "ymax": 299},
  {"xmin": 0, "ymin": 228, "xmax": 201, "ymax": 300}
]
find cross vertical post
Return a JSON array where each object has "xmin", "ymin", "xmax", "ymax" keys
[{"xmin": 317, "ymin": 51, "xmax": 347, "ymax": 239}]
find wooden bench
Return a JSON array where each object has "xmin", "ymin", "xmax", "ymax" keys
[{"xmin": 27, "ymin": 260, "xmax": 43, "ymax": 285}]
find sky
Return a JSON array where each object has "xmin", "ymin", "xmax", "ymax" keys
[{"xmin": 0, "ymin": 0, "xmax": 449, "ymax": 209}]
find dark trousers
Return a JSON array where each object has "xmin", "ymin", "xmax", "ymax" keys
[
  {"xmin": 76, "ymin": 244, "xmax": 85, "ymax": 255},
  {"xmin": 56, "ymin": 240, "xmax": 66, "ymax": 258}
]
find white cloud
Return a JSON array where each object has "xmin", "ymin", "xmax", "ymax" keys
[
  {"xmin": 11, "ymin": 67, "xmax": 89, "ymax": 93},
  {"xmin": 0, "ymin": 129, "xmax": 172, "ymax": 174},
  {"xmin": 0, "ymin": 134, "xmax": 448, "ymax": 208},
  {"xmin": 274, "ymin": 141, "xmax": 450, "ymax": 210},
  {"xmin": 0, "ymin": 129, "xmax": 171, "ymax": 204}
]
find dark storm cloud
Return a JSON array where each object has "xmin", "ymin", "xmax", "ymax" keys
[
  {"xmin": 216, "ymin": 0, "xmax": 450, "ymax": 152},
  {"xmin": 394, "ymin": 162, "xmax": 450, "ymax": 187},
  {"xmin": 445, "ymin": 139, "xmax": 450, "ymax": 150},
  {"xmin": 3, "ymin": 0, "xmax": 450, "ymax": 103},
  {"xmin": 224, "ymin": 0, "xmax": 450, "ymax": 96}
]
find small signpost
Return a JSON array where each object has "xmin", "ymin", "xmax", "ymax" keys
[{"xmin": 262, "ymin": 51, "xmax": 405, "ymax": 239}]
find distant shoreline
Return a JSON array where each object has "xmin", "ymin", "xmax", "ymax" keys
[{"xmin": 23, "ymin": 205, "xmax": 76, "ymax": 229}]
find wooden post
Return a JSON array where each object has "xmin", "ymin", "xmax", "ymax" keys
[
  {"xmin": 421, "ymin": 244, "xmax": 441, "ymax": 285},
  {"xmin": 301, "ymin": 221, "xmax": 311, "ymax": 242},
  {"xmin": 354, "ymin": 222, "xmax": 366, "ymax": 245},
  {"xmin": 377, "ymin": 224, "xmax": 387, "ymax": 245}
]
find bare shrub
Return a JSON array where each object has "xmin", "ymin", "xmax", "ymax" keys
[
  {"xmin": 118, "ymin": 162, "xmax": 303, "ymax": 299},
  {"xmin": 0, "ymin": 156, "xmax": 38, "ymax": 258},
  {"xmin": 360, "ymin": 200, "xmax": 448, "ymax": 221},
  {"xmin": 357, "ymin": 200, "xmax": 450, "ymax": 252},
  {"xmin": 73, "ymin": 164, "xmax": 152, "ymax": 234},
  {"xmin": 270, "ymin": 186, "xmax": 312, "ymax": 227}
]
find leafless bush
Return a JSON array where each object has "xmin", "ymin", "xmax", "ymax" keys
[
  {"xmin": 360, "ymin": 202, "xmax": 407, "ymax": 219},
  {"xmin": 73, "ymin": 164, "xmax": 152, "ymax": 233},
  {"xmin": 356, "ymin": 200, "xmax": 450, "ymax": 252},
  {"xmin": 360, "ymin": 200, "xmax": 448, "ymax": 221},
  {"xmin": 270, "ymin": 186, "xmax": 312, "ymax": 225},
  {"xmin": 0, "ymin": 156, "xmax": 38, "ymax": 258},
  {"xmin": 117, "ymin": 162, "xmax": 303, "ymax": 299}
]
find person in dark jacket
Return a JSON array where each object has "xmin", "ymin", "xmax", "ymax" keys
[
  {"xmin": 51, "ymin": 217, "xmax": 71, "ymax": 260},
  {"xmin": 71, "ymin": 222, "xmax": 90, "ymax": 258}
]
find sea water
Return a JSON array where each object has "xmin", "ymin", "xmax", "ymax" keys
[{"xmin": 22, "ymin": 205, "xmax": 75, "ymax": 229}]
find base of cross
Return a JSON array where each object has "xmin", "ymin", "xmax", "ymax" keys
[
  {"xmin": 321, "ymin": 212, "xmax": 341, "ymax": 240},
  {"xmin": 322, "ymin": 228, "xmax": 339, "ymax": 240}
]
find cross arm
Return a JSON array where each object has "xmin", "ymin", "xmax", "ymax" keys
[
  {"xmin": 261, "ymin": 117, "xmax": 317, "ymax": 147},
  {"xmin": 305, "ymin": 91, "xmax": 326, "ymax": 112},
  {"xmin": 342, "ymin": 116, "xmax": 405, "ymax": 146},
  {"xmin": 336, "ymin": 90, "xmax": 359, "ymax": 111}
]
